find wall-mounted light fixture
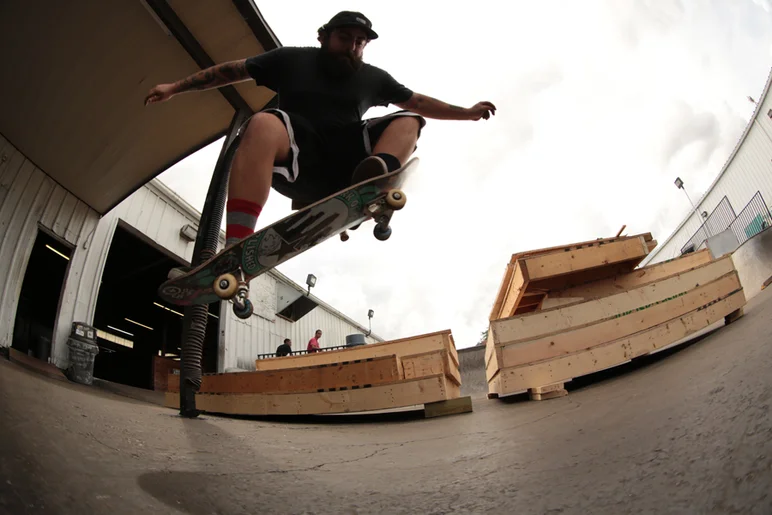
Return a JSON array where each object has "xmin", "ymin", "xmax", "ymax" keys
[
  {"xmin": 179, "ymin": 224, "xmax": 197, "ymax": 242},
  {"xmin": 306, "ymin": 273, "xmax": 317, "ymax": 296}
]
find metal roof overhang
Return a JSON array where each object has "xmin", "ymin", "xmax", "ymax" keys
[{"xmin": 0, "ymin": 0, "xmax": 280, "ymax": 215}]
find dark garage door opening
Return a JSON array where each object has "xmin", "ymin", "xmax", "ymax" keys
[
  {"xmin": 92, "ymin": 222, "xmax": 220, "ymax": 390},
  {"xmin": 13, "ymin": 227, "xmax": 73, "ymax": 362}
]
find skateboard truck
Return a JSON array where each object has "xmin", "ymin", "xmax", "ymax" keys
[
  {"xmin": 213, "ymin": 268, "xmax": 254, "ymax": 319},
  {"xmin": 340, "ymin": 188, "xmax": 406, "ymax": 242}
]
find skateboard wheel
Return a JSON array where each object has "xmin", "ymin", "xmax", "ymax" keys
[
  {"xmin": 373, "ymin": 225, "xmax": 392, "ymax": 241},
  {"xmin": 386, "ymin": 189, "xmax": 406, "ymax": 210},
  {"xmin": 233, "ymin": 298, "xmax": 253, "ymax": 319},
  {"xmin": 214, "ymin": 273, "xmax": 239, "ymax": 299},
  {"xmin": 340, "ymin": 231, "xmax": 350, "ymax": 242}
]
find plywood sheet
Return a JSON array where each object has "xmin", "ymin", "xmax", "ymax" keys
[
  {"xmin": 499, "ymin": 272, "xmax": 741, "ymax": 368},
  {"xmin": 492, "ymin": 256, "xmax": 735, "ymax": 347},
  {"xmin": 165, "ymin": 375, "xmax": 450, "ymax": 416},
  {"xmin": 495, "ymin": 290, "xmax": 746, "ymax": 393},
  {"xmin": 168, "ymin": 354, "xmax": 401, "ymax": 394},
  {"xmin": 545, "ymin": 249, "xmax": 714, "ymax": 302}
]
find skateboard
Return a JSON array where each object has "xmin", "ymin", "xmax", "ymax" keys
[{"xmin": 156, "ymin": 157, "xmax": 419, "ymax": 318}]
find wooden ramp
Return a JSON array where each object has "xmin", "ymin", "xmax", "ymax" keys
[
  {"xmin": 165, "ymin": 329, "xmax": 472, "ymax": 419},
  {"xmin": 485, "ymin": 238, "xmax": 747, "ymax": 401}
]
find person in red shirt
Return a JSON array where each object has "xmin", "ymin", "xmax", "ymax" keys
[{"xmin": 307, "ymin": 329, "xmax": 322, "ymax": 353}]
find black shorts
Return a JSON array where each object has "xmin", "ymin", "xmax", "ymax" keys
[{"xmin": 249, "ymin": 109, "xmax": 426, "ymax": 205}]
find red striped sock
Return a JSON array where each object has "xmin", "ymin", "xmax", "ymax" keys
[{"xmin": 226, "ymin": 198, "xmax": 262, "ymax": 247}]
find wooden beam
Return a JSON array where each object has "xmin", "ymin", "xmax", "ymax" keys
[
  {"xmin": 230, "ymin": 0, "xmax": 281, "ymax": 51},
  {"xmin": 144, "ymin": 0, "xmax": 252, "ymax": 113},
  {"xmin": 424, "ymin": 396, "xmax": 473, "ymax": 418}
]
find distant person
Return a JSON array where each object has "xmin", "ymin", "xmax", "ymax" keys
[
  {"xmin": 307, "ymin": 330, "xmax": 323, "ymax": 353},
  {"xmin": 276, "ymin": 338, "xmax": 292, "ymax": 357}
]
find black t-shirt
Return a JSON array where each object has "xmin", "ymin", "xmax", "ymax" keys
[
  {"xmin": 276, "ymin": 343, "xmax": 292, "ymax": 357},
  {"xmin": 245, "ymin": 46, "xmax": 414, "ymax": 128}
]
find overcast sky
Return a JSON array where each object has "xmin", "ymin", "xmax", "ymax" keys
[{"xmin": 157, "ymin": 0, "xmax": 772, "ymax": 348}]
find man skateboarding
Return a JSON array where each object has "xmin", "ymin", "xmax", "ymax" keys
[{"xmin": 145, "ymin": 10, "xmax": 495, "ymax": 251}]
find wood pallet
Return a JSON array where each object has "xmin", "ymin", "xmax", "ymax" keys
[
  {"xmin": 165, "ymin": 329, "xmax": 472, "ymax": 418},
  {"xmin": 486, "ymin": 242, "xmax": 747, "ymax": 400}
]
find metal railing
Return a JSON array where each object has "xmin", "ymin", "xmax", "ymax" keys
[
  {"xmin": 729, "ymin": 191, "xmax": 772, "ymax": 246},
  {"xmin": 680, "ymin": 196, "xmax": 736, "ymax": 254},
  {"xmin": 256, "ymin": 343, "xmax": 355, "ymax": 360}
]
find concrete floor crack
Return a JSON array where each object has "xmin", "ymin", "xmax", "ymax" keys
[{"xmin": 265, "ymin": 443, "xmax": 404, "ymax": 473}]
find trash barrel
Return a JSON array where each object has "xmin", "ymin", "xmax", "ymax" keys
[
  {"xmin": 345, "ymin": 333, "xmax": 367, "ymax": 347},
  {"xmin": 66, "ymin": 322, "xmax": 99, "ymax": 385},
  {"xmin": 35, "ymin": 335, "xmax": 51, "ymax": 362}
]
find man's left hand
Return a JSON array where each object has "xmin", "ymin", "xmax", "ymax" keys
[{"xmin": 467, "ymin": 101, "xmax": 497, "ymax": 120}]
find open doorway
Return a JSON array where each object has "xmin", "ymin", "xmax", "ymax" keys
[
  {"xmin": 12, "ymin": 227, "xmax": 73, "ymax": 363},
  {"xmin": 92, "ymin": 222, "xmax": 221, "ymax": 390}
]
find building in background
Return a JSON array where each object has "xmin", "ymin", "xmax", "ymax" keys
[
  {"xmin": 0, "ymin": 139, "xmax": 382, "ymax": 389},
  {"xmin": 0, "ymin": 2, "xmax": 381, "ymax": 392},
  {"xmin": 642, "ymin": 68, "xmax": 772, "ymax": 266}
]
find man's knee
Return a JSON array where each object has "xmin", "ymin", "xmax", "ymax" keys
[
  {"xmin": 243, "ymin": 112, "xmax": 287, "ymax": 140},
  {"xmin": 389, "ymin": 115, "xmax": 422, "ymax": 138},
  {"xmin": 239, "ymin": 112, "xmax": 290, "ymax": 160}
]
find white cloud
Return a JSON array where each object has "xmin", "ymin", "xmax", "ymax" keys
[{"xmin": 157, "ymin": 0, "xmax": 772, "ymax": 348}]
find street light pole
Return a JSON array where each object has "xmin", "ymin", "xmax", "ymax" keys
[
  {"xmin": 366, "ymin": 309, "xmax": 374, "ymax": 337},
  {"xmin": 674, "ymin": 177, "xmax": 710, "ymax": 237}
]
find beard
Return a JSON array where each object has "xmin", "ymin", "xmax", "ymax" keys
[{"xmin": 317, "ymin": 42, "xmax": 364, "ymax": 80}]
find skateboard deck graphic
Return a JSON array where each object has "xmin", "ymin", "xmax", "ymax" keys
[{"xmin": 157, "ymin": 158, "xmax": 419, "ymax": 312}]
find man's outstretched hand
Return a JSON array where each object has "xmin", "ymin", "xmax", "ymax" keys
[
  {"xmin": 144, "ymin": 83, "xmax": 177, "ymax": 106},
  {"xmin": 467, "ymin": 101, "xmax": 497, "ymax": 120}
]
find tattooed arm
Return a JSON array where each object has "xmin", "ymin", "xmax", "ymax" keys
[
  {"xmin": 144, "ymin": 59, "xmax": 251, "ymax": 105},
  {"xmin": 395, "ymin": 93, "xmax": 496, "ymax": 121}
]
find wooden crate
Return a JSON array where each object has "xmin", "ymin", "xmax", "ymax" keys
[
  {"xmin": 488, "ymin": 233, "xmax": 657, "ymax": 321},
  {"xmin": 167, "ymin": 329, "xmax": 471, "ymax": 417},
  {"xmin": 486, "ymin": 241, "xmax": 746, "ymax": 400}
]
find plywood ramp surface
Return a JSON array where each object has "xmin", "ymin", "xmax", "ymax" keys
[
  {"xmin": 499, "ymin": 272, "xmax": 741, "ymax": 369},
  {"xmin": 167, "ymin": 354, "xmax": 402, "ymax": 394},
  {"xmin": 495, "ymin": 290, "xmax": 745, "ymax": 393},
  {"xmin": 492, "ymin": 256, "xmax": 735, "ymax": 348},
  {"xmin": 165, "ymin": 375, "xmax": 452, "ymax": 416}
]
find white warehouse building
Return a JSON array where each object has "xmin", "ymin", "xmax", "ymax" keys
[
  {"xmin": 642, "ymin": 67, "xmax": 772, "ymax": 266},
  {"xmin": 0, "ymin": 2, "xmax": 382, "ymax": 391},
  {"xmin": 0, "ymin": 132, "xmax": 382, "ymax": 388}
]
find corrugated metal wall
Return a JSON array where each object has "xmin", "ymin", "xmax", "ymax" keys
[
  {"xmin": 0, "ymin": 133, "xmax": 100, "ymax": 356},
  {"xmin": 42, "ymin": 169, "xmax": 203, "ymax": 367},
  {"xmin": 645, "ymin": 76, "xmax": 772, "ymax": 264},
  {"xmin": 2, "ymin": 133, "xmax": 380, "ymax": 372}
]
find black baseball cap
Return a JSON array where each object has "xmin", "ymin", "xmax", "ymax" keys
[{"xmin": 321, "ymin": 11, "xmax": 379, "ymax": 40}]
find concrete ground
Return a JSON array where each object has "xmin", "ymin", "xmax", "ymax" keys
[{"xmin": 2, "ymin": 290, "xmax": 772, "ymax": 515}]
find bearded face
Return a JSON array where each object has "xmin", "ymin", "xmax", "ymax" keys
[{"xmin": 317, "ymin": 31, "xmax": 366, "ymax": 80}]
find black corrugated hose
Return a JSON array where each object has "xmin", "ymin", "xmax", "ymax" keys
[{"xmin": 179, "ymin": 121, "xmax": 245, "ymax": 416}]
